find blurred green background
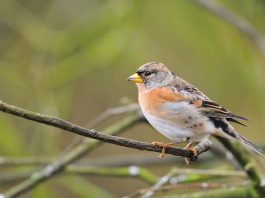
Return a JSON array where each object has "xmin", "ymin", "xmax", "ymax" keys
[{"xmin": 0, "ymin": 0, "xmax": 265, "ymax": 197}]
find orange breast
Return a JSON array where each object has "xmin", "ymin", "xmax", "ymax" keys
[{"xmin": 138, "ymin": 85, "xmax": 185, "ymax": 117}]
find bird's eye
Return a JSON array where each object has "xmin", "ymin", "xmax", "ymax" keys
[
  {"xmin": 145, "ymin": 70, "xmax": 157, "ymax": 76},
  {"xmin": 145, "ymin": 71, "xmax": 152, "ymax": 76}
]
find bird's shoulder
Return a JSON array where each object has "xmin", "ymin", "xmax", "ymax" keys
[{"xmin": 166, "ymin": 75, "xmax": 209, "ymax": 100}]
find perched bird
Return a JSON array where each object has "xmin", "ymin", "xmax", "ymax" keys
[{"xmin": 127, "ymin": 62, "xmax": 265, "ymax": 164}]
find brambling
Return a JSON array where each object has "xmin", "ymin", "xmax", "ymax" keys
[{"xmin": 127, "ymin": 62, "xmax": 265, "ymax": 164}]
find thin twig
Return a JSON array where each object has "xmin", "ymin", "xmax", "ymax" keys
[
  {"xmin": 57, "ymin": 103, "xmax": 140, "ymax": 157},
  {"xmin": 141, "ymin": 168, "xmax": 177, "ymax": 198},
  {"xmin": 86, "ymin": 103, "xmax": 140, "ymax": 127},
  {"xmin": 66, "ymin": 165, "xmax": 158, "ymax": 185},
  {"xmin": 138, "ymin": 163, "xmax": 246, "ymax": 198}
]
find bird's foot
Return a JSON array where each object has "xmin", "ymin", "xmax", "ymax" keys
[
  {"xmin": 151, "ymin": 139, "xmax": 188, "ymax": 158},
  {"xmin": 151, "ymin": 141, "xmax": 177, "ymax": 158},
  {"xmin": 184, "ymin": 142, "xmax": 198, "ymax": 165}
]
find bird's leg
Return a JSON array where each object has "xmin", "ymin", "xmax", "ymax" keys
[
  {"xmin": 151, "ymin": 141, "xmax": 175, "ymax": 158},
  {"xmin": 152, "ymin": 137, "xmax": 190, "ymax": 158},
  {"xmin": 184, "ymin": 141, "xmax": 198, "ymax": 165}
]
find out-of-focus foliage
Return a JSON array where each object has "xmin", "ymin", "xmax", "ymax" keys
[{"xmin": 0, "ymin": 0, "xmax": 264, "ymax": 197}]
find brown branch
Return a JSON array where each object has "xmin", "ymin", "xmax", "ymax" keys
[{"xmin": 0, "ymin": 100, "xmax": 205, "ymax": 159}]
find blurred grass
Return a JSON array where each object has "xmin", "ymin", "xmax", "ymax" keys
[{"xmin": 0, "ymin": 0, "xmax": 265, "ymax": 197}]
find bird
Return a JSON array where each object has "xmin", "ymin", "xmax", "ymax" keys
[{"xmin": 127, "ymin": 62, "xmax": 265, "ymax": 164}]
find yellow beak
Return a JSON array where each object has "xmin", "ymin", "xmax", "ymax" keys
[{"xmin": 127, "ymin": 73, "xmax": 144, "ymax": 83}]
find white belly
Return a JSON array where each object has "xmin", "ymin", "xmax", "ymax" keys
[
  {"xmin": 145, "ymin": 114, "xmax": 194, "ymax": 140},
  {"xmin": 142, "ymin": 101, "xmax": 216, "ymax": 141}
]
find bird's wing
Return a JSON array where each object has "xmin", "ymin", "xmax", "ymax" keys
[
  {"xmin": 169, "ymin": 78, "xmax": 249, "ymax": 126},
  {"xmin": 190, "ymin": 99, "xmax": 249, "ymax": 126},
  {"xmin": 170, "ymin": 79, "xmax": 249, "ymax": 126}
]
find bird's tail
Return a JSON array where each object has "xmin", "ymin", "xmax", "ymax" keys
[{"xmin": 239, "ymin": 135, "xmax": 265, "ymax": 157}]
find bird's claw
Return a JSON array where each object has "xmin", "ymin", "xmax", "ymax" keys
[
  {"xmin": 184, "ymin": 142, "xmax": 198, "ymax": 165},
  {"xmin": 152, "ymin": 140, "xmax": 198, "ymax": 162},
  {"xmin": 152, "ymin": 141, "xmax": 172, "ymax": 158}
]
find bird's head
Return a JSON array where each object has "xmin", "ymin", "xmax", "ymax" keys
[{"xmin": 127, "ymin": 62, "xmax": 175, "ymax": 89}]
